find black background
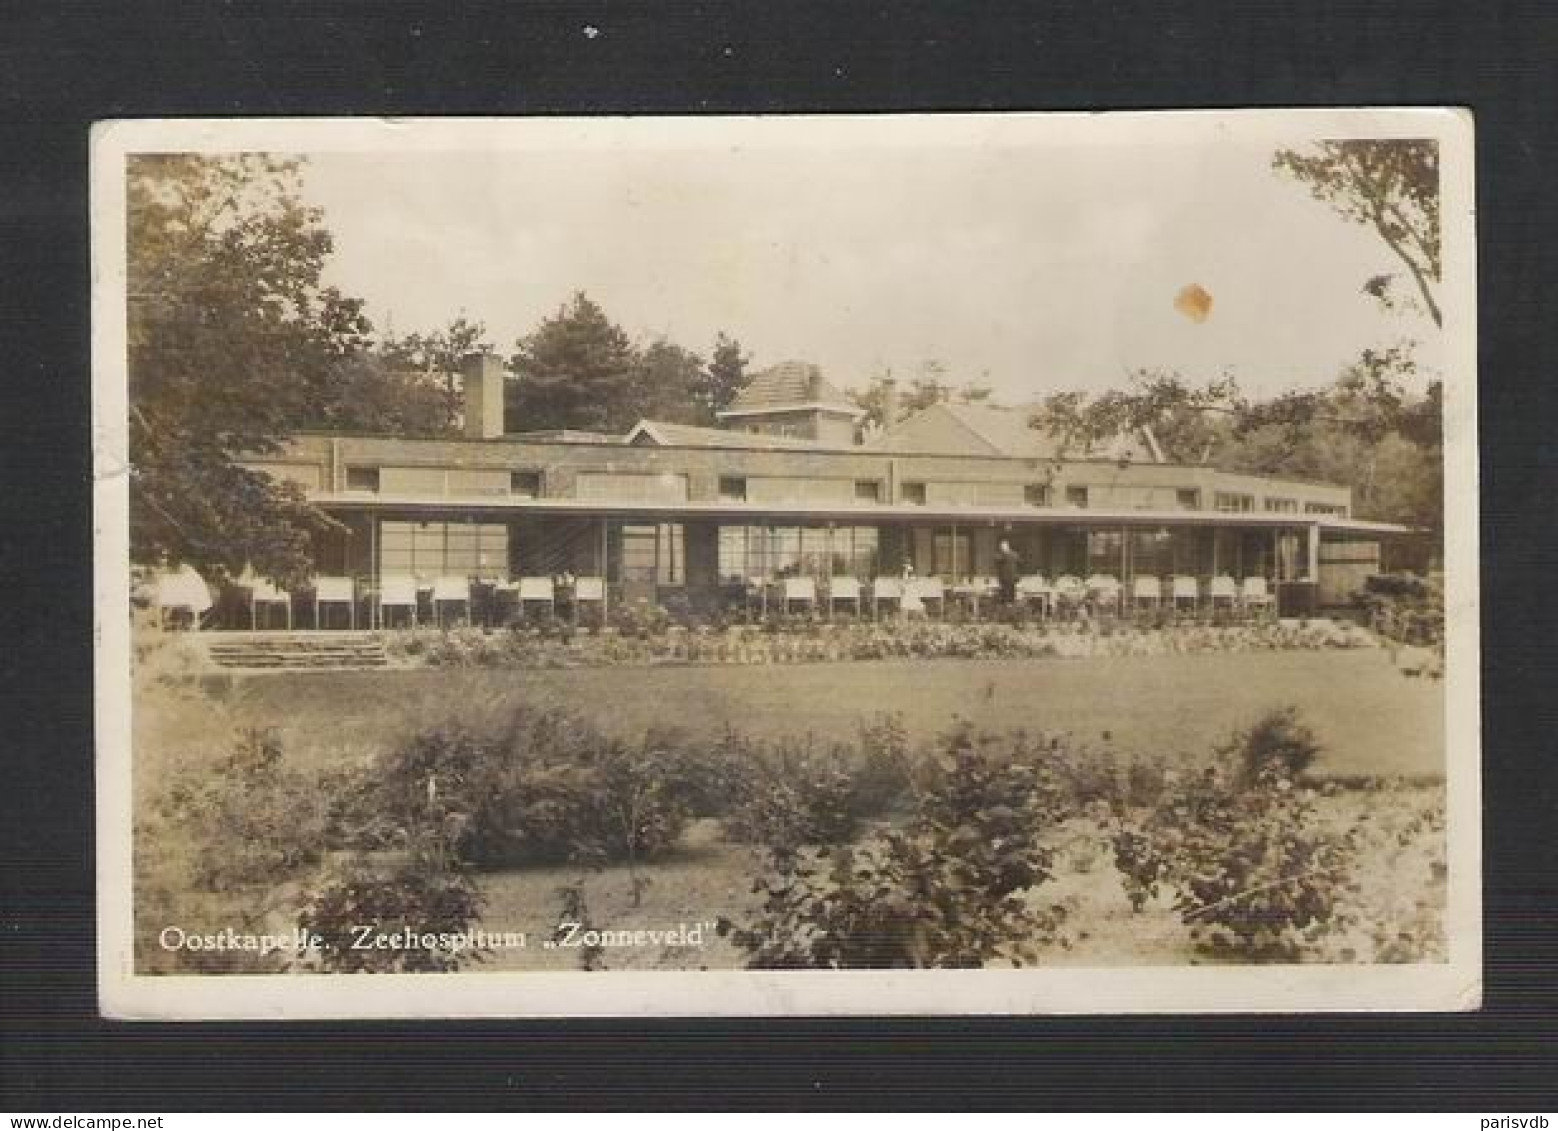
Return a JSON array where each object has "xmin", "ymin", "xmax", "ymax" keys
[{"xmin": 3, "ymin": 0, "xmax": 1556, "ymax": 1112}]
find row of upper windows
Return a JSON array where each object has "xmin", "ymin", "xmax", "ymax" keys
[{"xmin": 339, "ymin": 466, "xmax": 1345, "ymax": 516}]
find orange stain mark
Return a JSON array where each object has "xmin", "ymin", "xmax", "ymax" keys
[{"xmin": 1175, "ymin": 283, "xmax": 1213, "ymax": 323}]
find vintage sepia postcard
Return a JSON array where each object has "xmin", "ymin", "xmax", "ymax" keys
[{"xmin": 93, "ymin": 110, "xmax": 1480, "ymax": 1017}]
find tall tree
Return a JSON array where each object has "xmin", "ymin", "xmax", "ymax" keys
[
  {"xmin": 631, "ymin": 338, "xmax": 709, "ymax": 424},
  {"xmin": 127, "ymin": 154, "xmax": 370, "ymax": 584},
  {"xmin": 1273, "ymin": 139, "xmax": 1441, "ymax": 326},
  {"xmin": 694, "ymin": 332, "xmax": 749, "ymax": 419},
  {"xmin": 507, "ymin": 293, "xmax": 639, "ymax": 432}
]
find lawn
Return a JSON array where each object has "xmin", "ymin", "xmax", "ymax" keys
[{"xmin": 220, "ymin": 649, "xmax": 1445, "ymax": 781}]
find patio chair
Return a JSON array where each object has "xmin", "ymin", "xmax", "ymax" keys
[
  {"xmin": 827, "ymin": 576, "xmax": 862, "ymax": 617},
  {"xmin": 247, "ymin": 576, "xmax": 292, "ymax": 630},
  {"xmin": 1131, "ymin": 575, "xmax": 1162, "ymax": 612},
  {"xmin": 1085, "ymin": 573, "xmax": 1122, "ymax": 616},
  {"xmin": 573, "ymin": 576, "xmax": 606, "ymax": 609},
  {"xmin": 1053, "ymin": 574, "xmax": 1085, "ymax": 617},
  {"xmin": 312, "ymin": 576, "xmax": 356, "ymax": 630},
  {"xmin": 1171, "ymin": 575, "xmax": 1201, "ymax": 614},
  {"xmin": 870, "ymin": 576, "xmax": 903, "ymax": 619},
  {"xmin": 1017, "ymin": 574, "xmax": 1053, "ymax": 618},
  {"xmin": 915, "ymin": 577, "xmax": 946, "ymax": 618},
  {"xmin": 517, "ymin": 576, "xmax": 556, "ymax": 617},
  {"xmin": 1208, "ymin": 574, "xmax": 1239, "ymax": 614},
  {"xmin": 430, "ymin": 575, "xmax": 471, "ymax": 627},
  {"xmin": 377, "ymin": 574, "xmax": 418, "ymax": 629},
  {"xmin": 1240, "ymin": 575, "xmax": 1276, "ymax": 619},
  {"xmin": 780, "ymin": 576, "xmax": 817, "ymax": 614}
]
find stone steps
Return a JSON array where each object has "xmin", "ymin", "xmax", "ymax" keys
[{"xmin": 203, "ymin": 632, "xmax": 388, "ymax": 670}]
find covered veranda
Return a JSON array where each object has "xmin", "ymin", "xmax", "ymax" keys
[{"xmin": 225, "ymin": 497, "xmax": 1407, "ymax": 629}]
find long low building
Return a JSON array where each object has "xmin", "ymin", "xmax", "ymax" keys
[{"xmin": 242, "ymin": 355, "xmax": 1408, "ymax": 617}]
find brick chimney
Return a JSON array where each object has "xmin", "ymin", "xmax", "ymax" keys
[{"xmin": 461, "ymin": 352, "xmax": 506, "ymax": 439}]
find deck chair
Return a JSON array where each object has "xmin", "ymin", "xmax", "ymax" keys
[
  {"xmin": 1053, "ymin": 574, "xmax": 1085, "ymax": 617},
  {"xmin": 1131, "ymin": 575, "xmax": 1162, "ymax": 612},
  {"xmin": 313, "ymin": 576, "xmax": 355, "ymax": 630},
  {"xmin": 1171, "ymin": 575, "xmax": 1201, "ymax": 614},
  {"xmin": 827, "ymin": 576, "xmax": 862, "ymax": 616},
  {"xmin": 517, "ymin": 576, "xmax": 556, "ymax": 617},
  {"xmin": 247, "ymin": 577, "xmax": 292, "ymax": 630},
  {"xmin": 1208, "ymin": 574, "xmax": 1239, "ymax": 614},
  {"xmin": 572, "ymin": 576, "xmax": 606, "ymax": 620},
  {"xmin": 378, "ymin": 574, "xmax": 418, "ymax": 629},
  {"xmin": 1017, "ymin": 574, "xmax": 1053, "ymax": 617},
  {"xmin": 431, "ymin": 575, "xmax": 471, "ymax": 627},
  {"xmin": 870, "ymin": 577, "xmax": 903, "ymax": 619},
  {"xmin": 915, "ymin": 577, "xmax": 946, "ymax": 618},
  {"xmin": 1240, "ymin": 575, "xmax": 1276, "ymax": 619},
  {"xmin": 780, "ymin": 576, "xmax": 816, "ymax": 614},
  {"xmin": 1085, "ymin": 574, "xmax": 1122, "ymax": 616}
]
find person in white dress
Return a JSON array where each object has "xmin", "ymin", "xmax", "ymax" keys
[{"xmin": 899, "ymin": 561, "xmax": 925, "ymax": 618}]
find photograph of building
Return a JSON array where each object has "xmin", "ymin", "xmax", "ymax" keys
[{"xmin": 98, "ymin": 113, "xmax": 1472, "ymax": 1014}]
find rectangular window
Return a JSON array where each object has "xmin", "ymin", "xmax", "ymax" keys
[
  {"xmin": 854, "ymin": 480, "xmax": 881, "ymax": 503},
  {"xmin": 379, "ymin": 521, "xmax": 508, "ymax": 579},
  {"xmin": 1176, "ymin": 489, "xmax": 1201, "ymax": 510},
  {"xmin": 510, "ymin": 470, "xmax": 542, "ymax": 498},
  {"xmin": 901, "ymin": 481, "xmax": 927, "ymax": 505},
  {"xmin": 345, "ymin": 466, "xmax": 380, "ymax": 493},
  {"xmin": 1215, "ymin": 491, "xmax": 1255, "ymax": 513},
  {"xmin": 719, "ymin": 476, "xmax": 747, "ymax": 502},
  {"xmin": 1065, "ymin": 485, "xmax": 1089, "ymax": 509},
  {"xmin": 1304, "ymin": 501, "xmax": 1348, "ymax": 516},
  {"xmin": 1025, "ymin": 484, "xmax": 1051, "ymax": 507},
  {"xmin": 1264, "ymin": 497, "xmax": 1298, "ymax": 513}
]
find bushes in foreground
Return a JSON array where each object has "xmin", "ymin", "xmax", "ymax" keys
[{"xmin": 137, "ymin": 681, "xmax": 1442, "ymax": 973}]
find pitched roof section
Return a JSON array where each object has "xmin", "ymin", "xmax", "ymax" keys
[
  {"xmin": 626, "ymin": 419, "xmax": 834, "ymax": 450},
  {"xmin": 718, "ymin": 360, "xmax": 864, "ymax": 418},
  {"xmin": 870, "ymin": 402, "xmax": 1162, "ymax": 463}
]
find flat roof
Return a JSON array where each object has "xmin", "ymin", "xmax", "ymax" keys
[{"xmin": 307, "ymin": 491, "xmax": 1411, "ymax": 534}]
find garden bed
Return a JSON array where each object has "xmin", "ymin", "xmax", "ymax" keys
[{"xmin": 380, "ymin": 617, "xmax": 1383, "ymax": 670}]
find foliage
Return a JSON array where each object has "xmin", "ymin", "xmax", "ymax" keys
[
  {"xmin": 694, "ymin": 332, "xmax": 750, "ymax": 419},
  {"xmin": 508, "ymin": 292, "xmax": 637, "ymax": 432},
  {"xmin": 127, "ymin": 153, "xmax": 370, "ymax": 585},
  {"xmin": 297, "ymin": 854, "xmax": 487, "ymax": 973},
  {"xmin": 850, "ymin": 365, "xmax": 998, "ymax": 429},
  {"xmin": 378, "ymin": 314, "xmax": 494, "ymax": 431},
  {"xmin": 1273, "ymin": 139, "xmax": 1441, "ymax": 326},
  {"xmin": 360, "ymin": 709, "xmax": 695, "ymax": 869},
  {"xmin": 1110, "ymin": 709, "xmax": 1353, "ymax": 961},
  {"xmin": 721, "ymin": 724, "xmax": 1068, "ymax": 969},
  {"xmin": 1357, "ymin": 573, "xmax": 1445, "ymax": 651}
]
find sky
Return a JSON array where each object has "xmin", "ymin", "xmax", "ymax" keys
[{"xmin": 300, "ymin": 124, "xmax": 1438, "ymax": 404}]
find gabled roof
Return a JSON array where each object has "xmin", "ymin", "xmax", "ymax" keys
[
  {"xmin": 717, "ymin": 360, "xmax": 864, "ymax": 418},
  {"xmin": 625, "ymin": 419, "xmax": 833, "ymax": 450},
  {"xmin": 869, "ymin": 401, "xmax": 1162, "ymax": 463}
]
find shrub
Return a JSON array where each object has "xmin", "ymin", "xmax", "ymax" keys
[
  {"xmin": 296, "ymin": 853, "xmax": 487, "ymax": 973},
  {"xmin": 1225, "ymin": 706, "xmax": 1322, "ymax": 783},
  {"xmin": 720, "ymin": 725, "xmax": 1068, "ymax": 968},
  {"xmin": 361, "ymin": 709, "xmax": 695, "ymax": 869}
]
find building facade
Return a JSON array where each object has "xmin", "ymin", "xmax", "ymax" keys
[{"xmin": 242, "ymin": 355, "xmax": 1403, "ymax": 617}]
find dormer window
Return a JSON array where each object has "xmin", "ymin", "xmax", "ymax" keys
[{"xmin": 510, "ymin": 471, "xmax": 542, "ymax": 499}]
